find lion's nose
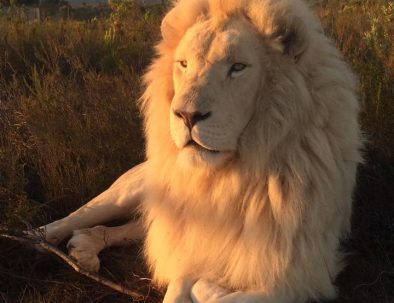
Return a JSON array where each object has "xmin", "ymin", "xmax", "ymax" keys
[{"xmin": 174, "ymin": 110, "xmax": 211, "ymax": 130}]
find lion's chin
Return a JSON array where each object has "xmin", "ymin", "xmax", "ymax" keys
[{"xmin": 176, "ymin": 143, "xmax": 233, "ymax": 169}]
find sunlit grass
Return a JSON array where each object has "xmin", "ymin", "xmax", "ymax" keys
[
  {"xmin": 0, "ymin": 3, "xmax": 163, "ymax": 225},
  {"xmin": 318, "ymin": 0, "xmax": 394, "ymax": 157}
]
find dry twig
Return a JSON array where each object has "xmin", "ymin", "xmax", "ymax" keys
[{"xmin": 0, "ymin": 226, "xmax": 145, "ymax": 301}]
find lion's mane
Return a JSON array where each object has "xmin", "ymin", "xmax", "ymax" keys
[{"xmin": 139, "ymin": 0, "xmax": 362, "ymax": 301}]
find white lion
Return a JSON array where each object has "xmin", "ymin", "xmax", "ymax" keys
[{"xmin": 39, "ymin": 0, "xmax": 363, "ymax": 302}]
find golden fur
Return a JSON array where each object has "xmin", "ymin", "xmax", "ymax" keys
[{"xmin": 139, "ymin": 0, "xmax": 362, "ymax": 301}]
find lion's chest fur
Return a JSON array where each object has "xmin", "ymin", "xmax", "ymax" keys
[{"xmin": 143, "ymin": 172, "xmax": 286, "ymax": 292}]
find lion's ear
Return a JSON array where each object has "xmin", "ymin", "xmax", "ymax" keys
[
  {"xmin": 245, "ymin": 1, "xmax": 309, "ymax": 62},
  {"xmin": 161, "ymin": 1, "xmax": 208, "ymax": 48},
  {"xmin": 160, "ymin": 8, "xmax": 184, "ymax": 48},
  {"xmin": 269, "ymin": 17, "xmax": 309, "ymax": 61}
]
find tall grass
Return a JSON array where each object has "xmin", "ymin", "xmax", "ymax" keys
[
  {"xmin": 0, "ymin": 3, "xmax": 164, "ymax": 225},
  {"xmin": 318, "ymin": 0, "xmax": 394, "ymax": 157}
]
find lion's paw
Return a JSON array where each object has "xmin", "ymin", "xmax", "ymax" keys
[
  {"xmin": 68, "ymin": 245, "xmax": 101, "ymax": 272},
  {"xmin": 66, "ymin": 226, "xmax": 107, "ymax": 272},
  {"xmin": 191, "ymin": 280, "xmax": 230, "ymax": 303}
]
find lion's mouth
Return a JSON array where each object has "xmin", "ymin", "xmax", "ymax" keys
[
  {"xmin": 185, "ymin": 140, "xmax": 220, "ymax": 154},
  {"xmin": 179, "ymin": 139, "xmax": 234, "ymax": 167}
]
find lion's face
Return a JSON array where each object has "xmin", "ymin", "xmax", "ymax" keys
[
  {"xmin": 170, "ymin": 19, "xmax": 264, "ymax": 167},
  {"xmin": 142, "ymin": 0, "xmax": 314, "ymax": 172}
]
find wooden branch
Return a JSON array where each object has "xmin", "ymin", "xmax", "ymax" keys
[{"xmin": 0, "ymin": 226, "xmax": 145, "ymax": 301}]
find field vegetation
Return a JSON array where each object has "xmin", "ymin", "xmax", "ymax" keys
[{"xmin": 0, "ymin": 0, "xmax": 393, "ymax": 302}]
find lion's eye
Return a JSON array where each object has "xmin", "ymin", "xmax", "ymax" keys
[
  {"xmin": 178, "ymin": 60, "xmax": 188, "ymax": 69},
  {"xmin": 229, "ymin": 63, "xmax": 247, "ymax": 78}
]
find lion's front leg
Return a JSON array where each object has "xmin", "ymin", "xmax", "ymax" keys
[
  {"xmin": 163, "ymin": 278, "xmax": 197, "ymax": 303},
  {"xmin": 190, "ymin": 280, "xmax": 231, "ymax": 302},
  {"xmin": 191, "ymin": 280, "xmax": 290, "ymax": 303},
  {"xmin": 37, "ymin": 161, "xmax": 147, "ymax": 245},
  {"xmin": 66, "ymin": 220, "xmax": 144, "ymax": 272}
]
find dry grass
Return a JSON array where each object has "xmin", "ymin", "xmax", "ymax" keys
[
  {"xmin": 318, "ymin": 0, "xmax": 394, "ymax": 158},
  {"xmin": 0, "ymin": 1, "xmax": 393, "ymax": 302},
  {"xmin": 0, "ymin": 3, "xmax": 164, "ymax": 227}
]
